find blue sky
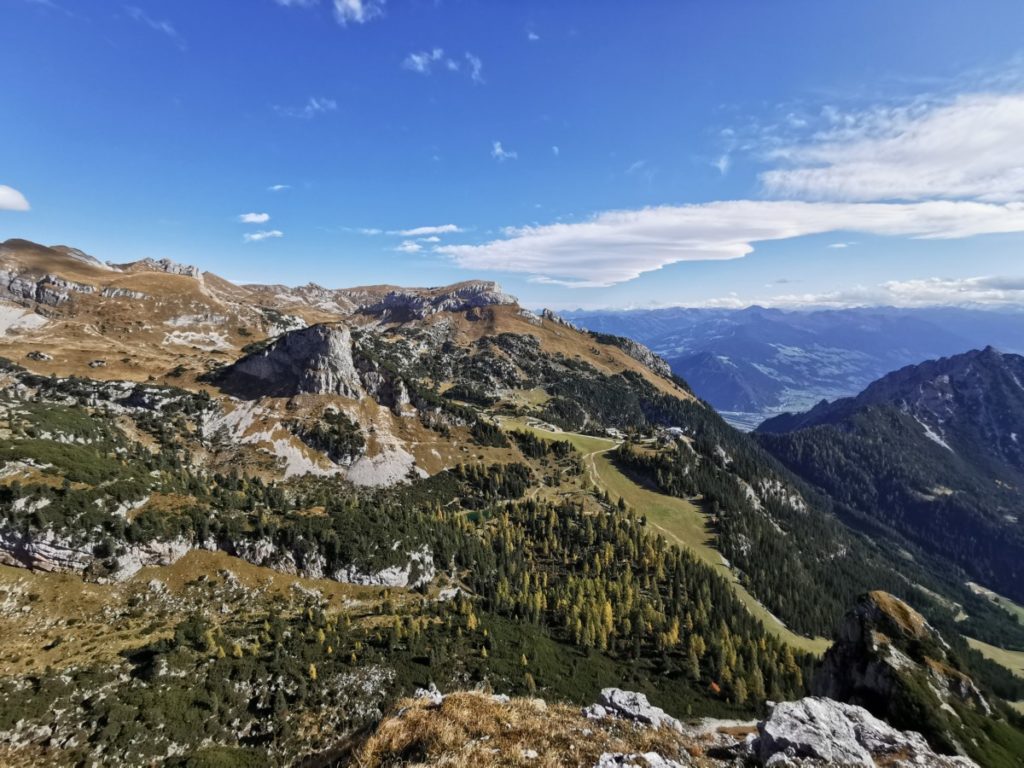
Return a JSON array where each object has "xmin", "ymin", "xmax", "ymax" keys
[{"xmin": 3, "ymin": 0, "xmax": 1024, "ymax": 309}]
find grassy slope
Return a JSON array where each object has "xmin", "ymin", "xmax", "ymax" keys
[
  {"xmin": 967, "ymin": 638, "xmax": 1024, "ymax": 677},
  {"xmin": 505, "ymin": 418, "xmax": 830, "ymax": 655},
  {"xmin": 968, "ymin": 581, "xmax": 1024, "ymax": 625},
  {"xmin": 963, "ymin": 583, "xmax": 1024, "ymax": 712}
]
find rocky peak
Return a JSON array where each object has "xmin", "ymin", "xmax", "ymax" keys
[
  {"xmin": 113, "ymin": 256, "xmax": 202, "ymax": 279},
  {"xmin": 352, "ymin": 280, "xmax": 517, "ymax": 322},
  {"xmin": 217, "ymin": 323, "xmax": 363, "ymax": 399},
  {"xmin": 813, "ymin": 591, "xmax": 991, "ymax": 758},
  {"xmin": 541, "ymin": 307, "xmax": 582, "ymax": 331}
]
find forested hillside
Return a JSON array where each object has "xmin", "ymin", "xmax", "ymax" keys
[{"xmin": 757, "ymin": 348, "xmax": 1024, "ymax": 607}]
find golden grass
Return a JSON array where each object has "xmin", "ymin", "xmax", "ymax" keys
[
  {"xmin": 869, "ymin": 590, "xmax": 929, "ymax": 639},
  {"xmin": 354, "ymin": 691, "xmax": 693, "ymax": 768},
  {"xmin": 0, "ymin": 551, "xmax": 409, "ymax": 675},
  {"xmin": 966, "ymin": 637, "xmax": 1024, "ymax": 678}
]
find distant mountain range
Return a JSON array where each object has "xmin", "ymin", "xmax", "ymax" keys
[
  {"xmin": 757, "ymin": 347, "xmax": 1024, "ymax": 606},
  {"xmin": 561, "ymin": 306, "xmax": 1024, "ymax": 429}
]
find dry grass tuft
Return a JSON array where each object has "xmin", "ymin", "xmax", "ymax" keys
[
  {"xmin": 869, "ymin": 590, "xmax": 929, "ymax": 639},
  {"xmin": 354, "ymin": 691, "xmax": 691, "ymax": 768}
]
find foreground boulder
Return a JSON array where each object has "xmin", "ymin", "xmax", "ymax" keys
[
  {"xmin": 583, "ymin": 688, "xmax": 683, "ymax": 732},
  {"xmin": 750, "ymin": 697, "xmax": 977, "ymax": 767}
]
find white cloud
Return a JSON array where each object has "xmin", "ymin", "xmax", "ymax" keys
[
  {"xmin": 492, "ymin": 141, "xmax": 517, "ymax": 162},
  {"xmin": 762, "ymin": 92, "xmax": 1024, "ymax": 203},
  {"xmin": 274, "ymin": 0, "xmax": 317, "ymax": 6},
  {"xmin": 333, "ymin": 0, "xmax": 384, "ymax": 25},
  {"xmin": 239, "ymin": 212, "xmax": 270, "ymax": 224},
  {"xmin": 418, "ymin": 235, "xmax": 440, "ymax": 243},
  {"xmin": 437, "ymin": 200, "xmax": 1024, "ymax": 287},
  {"xmin": 0, "ymin": 185, "xmax": 30, "ymax": 212},
  {"xmin": 274, "ymin": 96, "xmax": 337, "ymax": 119},
  {"xmin": 827, "ymin": 242, "xmax": 851, "ymax": 249},
  {"xmin": 725, "ymin": 275, "xmax": 1024, "ymax": 310},
  {"xmin": 395, "ymin": 240, "xmax": 422, "ymax": 253},
  {"xmin": 391, "ymin": 224, "xmax": 462, "ymax": 236},
  {"xmin": 713, "ymin": 153, "xmax": 731, "ymax": 175},
  {"xmin": 402, "ymin": 49, "xmax": 482, "ymax": 83},
  {"xmin": 243, "ymin": 230, "xmax": 284, "ymax": 242},
  {"xmin": 268, "ymin": 184, "xmax": 290, "ymax": 192},
  {"xmin": 466, "ymin": 53, "xmax": 484, "ymax": 84},
  {"xmin": 403, "ymin": 48, "xmax": 444, "ymax": 74},
  {"xmin": 358, "ymin": 227, "xmax": 383, "ymax": 235},
  {"xmin": 527, "ymin": 31, "xmax": 540, "ymax": 41},
  {"xmin": 124, "ymin": 6, "xmax": 185, "ymax": 50}
]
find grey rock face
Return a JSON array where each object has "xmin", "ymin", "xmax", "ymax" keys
[
  {"xmin": 751, "ymin": 697, "xmax": 977, "ymax": 767},
  {"xmin": 115, "ymin": 257, "xmax": 201, "ymax": 279},
  {"xmin": 606, "ymin": 335, "xmax": 673, "ymax": 378},
  {"xmin": 0, "ymin": 269, "xmax": 97, "ymax": 307},
  {"xmin": 219, "ymin": 324, "xmax": 364, "ymax": 399},
  {"xmin": 541, "ymin": 308, "xmax": 582, "ymax": 331},
  {"xmin": 356, "ymin": 281, "xmax": 516, "ymax": 322},
  {"xmin": 583, "ymin": 688, "xmax": 683, "ymax": 732}
]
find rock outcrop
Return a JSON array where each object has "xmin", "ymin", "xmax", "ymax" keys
[
  {"xmin": 592, "ymin": 753, "xmax": 687, "ymax": 768},
  {"xmin": 583, "ymin": 688, "xmax": 683, "ymax": 732},
  {"xmin": 600, "ymin": 333, "xmax": 674, "ymax": 378},
  {"xmin": 353, "ymin": 280, "xmax": 516, "ymax": 322},
  {"xmin": 812, "ymin": 591, "xmax": 991, "ymax": 758},
  {"xmin": 113, "ymin": 257, "xmax": 202, "ymax": 279},
  {"xmin": 750, "ymin": 697, "xmax": 977, "ymax": 767},
  {"xmin": 0, "ymin": 268, "xmax": 97, "ymax": 307},
  {"xmin": 218, "ymin": 323, "xmax": 364, "ymax": 399}
]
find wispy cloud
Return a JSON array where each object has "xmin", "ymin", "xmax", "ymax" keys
[
  {"xmin": 124, "ymin": 6, "xmax": 185, "ymax": 51},
  {"xmin": 274, "ymin": 96, "xmax": 337, "ymax": 119},
  {"xmin": 402, "ymin": 49, "xmax": 483, "ymax": 84},
  {"xmin": 827, "ymin": 242, "xmax": 852, "ymax": 249},
  {"xmin": 243, "ymin": 230, "xmax": 284, "ymax": 242},
  {"xmin": 395, "ymin": 240, "xmax": 422, "ymax": 253},
  {"xmin": 403, "ymin": 48, "xmax": 445, "ymax": 74},
  {"xmin": 552, "ymin": 146, "xmax": 560, "ymax": 157},
  {"xmin": 491, "ymin": 141, "xmax": 517, "ymax": 162},
  {"xmin": 527, "ymin": 30, "xmax": 540, "ymax": 42},
  {"xmin": 0, "ymin": 185, "xmax": 30, "ymax": 211},
  {"xmin": 22, "ymin": 0, "xmax": 72, "ymax": 14},
  {"xmin": 333, "ymin": 0, "xmax": 384, "ymax": 26},
  {"xmin": 713, "ymin": 153, "xmax": 731, "ymax": 175},
  {"xmin": 711, "ymin": 275, "xmax": 1024, "ymax": 310},
  {"xmin": 268, "ymin": 184, "xmax": 291, "ymax": 192},
  {"xmin": 465, "ymin": 53, "xmax": 484, "ymax": 84},
  {"xmin": 437, "ymin": 200, "xmax": 1024, "ymax": 287},
  {"xmin": 239, "ymin": 212, "xmax": 270, "ymax": 224},
  {"xmin": 761, "ymin": 92, "xmax": 1024, "ymax": 203},
  {"xmin": 391, "ymin": 224, "xmax": 462, "ymax": 236}
]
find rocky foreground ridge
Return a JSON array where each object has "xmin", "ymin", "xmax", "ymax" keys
[{"xmin": 350, "ymin": 686, "xmax": 976, "ymax": 767}]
